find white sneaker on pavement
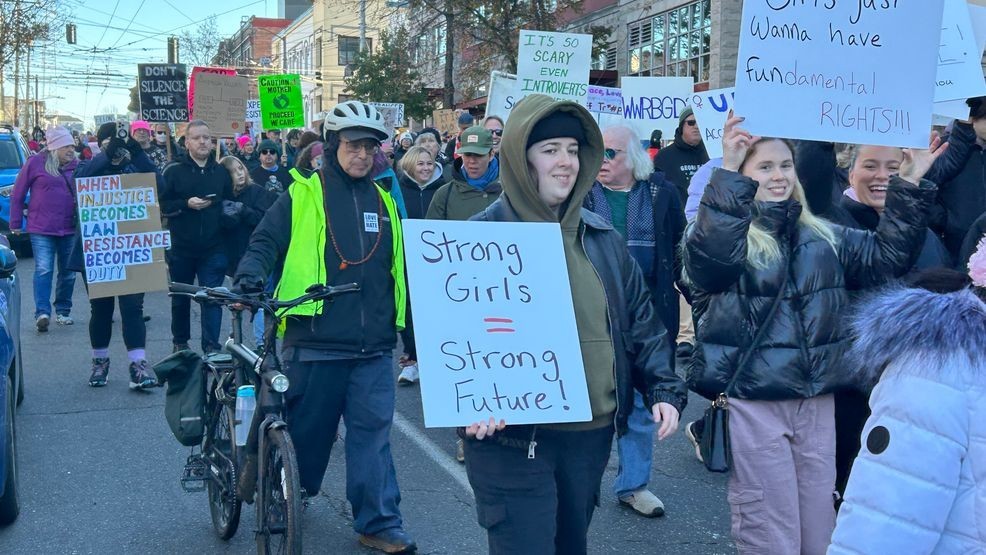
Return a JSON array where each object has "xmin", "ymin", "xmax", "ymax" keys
[
  {"xmin": 620, "ymin": 489, "xmax": 665, "ymax": 518},
  {"xmin": 55, "ymin": 314, "xmax": 74, "ymax": 325},
  {"xmin": 397, "ymin": 361, "xmax": 419, "ymax": 385}
]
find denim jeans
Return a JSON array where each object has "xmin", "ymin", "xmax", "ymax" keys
[
  {"xmin": 612, "ymin": 390, "xmax": 655, "ymax": 499},
  {"xmin": 30, "ymin": 233, "xmax": 76, "ymax": 318},
  {"xmin": 167, "ymin": 250, "xmax": 226, "ymax": 351},
  {"xmin": 283, "ymin": 355, "xmax": 404, "ymax": 535}
]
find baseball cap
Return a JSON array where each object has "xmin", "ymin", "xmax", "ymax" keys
[
  {"xmin": 458, "ymin": 112, "xmax": 474, "ymax": 126},
  {"xmin": 339, "ymin": 128, "xmax": 384, "ymax": 142},
  {"xmin": 457, "ymin": 126, "xmax": 494, "ymax": 155},
  {"xmin": 130, "ymin": 120, "xmax": 152, "ymax": 134}
]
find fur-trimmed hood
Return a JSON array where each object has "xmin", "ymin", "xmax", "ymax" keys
[{"xmin": 849, "ymin": 286, "xmax": 986, "ymax": 387}]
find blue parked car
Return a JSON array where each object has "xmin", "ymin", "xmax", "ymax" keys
[
  {"xmin": 0, "ymin": 236, "xmax": 22, "ymax": 525},
  {"xmin": 0, "ymin": 126, "xmax": 32, "ymax": 257}
]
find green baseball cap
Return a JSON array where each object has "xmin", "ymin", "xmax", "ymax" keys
[{"xmin": 457, "ymin": 126, "xmax": 494, "ymax": 155}]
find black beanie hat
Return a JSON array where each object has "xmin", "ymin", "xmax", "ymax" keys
[
  {"xmin": 526, "ymin": 110, "xmax": 586, "ymax": 149},
  {"xmin": 97, "ymin": 121, "xmax": 118, "ymax": 144}
]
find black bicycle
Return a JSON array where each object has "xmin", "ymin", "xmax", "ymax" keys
[{"xmin": 169, "ymin": 282, "xmax": 359, "ymax": 554}]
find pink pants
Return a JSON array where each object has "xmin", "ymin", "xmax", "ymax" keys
[{"xmin": 727, "ymin": 394, "xmax": 836, "ymax": 555}]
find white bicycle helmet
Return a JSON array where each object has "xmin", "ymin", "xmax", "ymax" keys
[{"xmin": 323, "ymin": 101, "xmax": 388, "ymax": 141}]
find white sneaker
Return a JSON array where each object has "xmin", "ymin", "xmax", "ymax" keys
[
  {"xmin": 397, "ymin": 362, "xmax": 419, "ymax": 385},
  {"xmin": 55, "ymin": 315, "xmax": 74, "ymax": 325},
  {"xmin": 620, "ymin": 489, "xmax": 665, "ymax": 518},
  {"xmin": 36, "ymin": 314, "xmax": 49, "ymax": 332}
]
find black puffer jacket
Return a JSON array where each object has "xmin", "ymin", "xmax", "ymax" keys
[
  {"xmin": 160, "ymin": 153, "xmax": 232, "ymax": 255},
  {"xmin": 475, "ymin": 199, "xmax": 687, "ymax": 436},
  {"xmin": 683, "ymin": 169, "xmax": 936, "ymax": 401}
]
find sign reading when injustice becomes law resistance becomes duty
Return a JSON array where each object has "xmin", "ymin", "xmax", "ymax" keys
[
  {"xmin": 258, "ymin": 74, "xmax": 305, "ymax": 130},
  {"xmin": 76, "ymin": 173, "xmax": 171, "ymax": 299},
  {"xmin": 402, "ymin": 219, "xmax": 592, "ymax": 428}
]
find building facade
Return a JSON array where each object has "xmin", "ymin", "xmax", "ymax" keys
[
  {"xmin": 272, "ymin": 9, "xmax": 318, "ymax": 126},
  {"xmin": 213, "ymin": 16, "xmax": 293, "ymax": 82}
]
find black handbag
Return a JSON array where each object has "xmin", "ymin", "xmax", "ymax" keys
[{"xmin": 699, "ymin": 271, "xmax": 790, "ymax": 473}]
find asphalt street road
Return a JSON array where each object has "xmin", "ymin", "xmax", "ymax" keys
[{"xmin": 0, "ymin": 258, "xmax": 733, "ymax": 554}]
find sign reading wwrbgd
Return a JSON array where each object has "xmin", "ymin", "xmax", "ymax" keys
[
  {"xmin": 516, "ymin": 30, "xmax": 592, "ymax": 104},
  {"xmin": 935, "ymin": 0, "xmax": 986, "ymax": 102},
  {"xmin": 75, "ymin": 173, "xmax": 170, "ymax": 299},
  {"xmin": 586, "ymin": 85, "xmax": 624, "ymax": 127},
  {"xmin": 689, "ymin": 87, "xmax": 735, "ymax": 159},
  {"xmin": 734, "ymin": 1, "xmax": 944, "ymax": 148},
  {"xmin": 257, "ymin": 74, "xmax": 305, "ymax": 130},
  {"xmin": 137, "ymin": 64, "xmax": 188, "ymax": 122},
  {"xmin": 621, "ymin": 76, "xmax": 694, "ymax": 142},
  {"xmin": 192, "ymin": 72, "xmax": 249, "ymax": 137},
  {"xmin": 369, "ymin": 102, "xmax": 405, "ymax": 137},
  {"xmin": 402, "ymin": 219, "xmax": 592, "ymax": 428},
  {"xmin": 486, "ymin": 71, "xmax": 518, "ymax": 122}
]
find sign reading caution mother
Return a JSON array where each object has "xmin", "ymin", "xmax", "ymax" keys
[{"xmin": 257, "ymin": 74, "xmax": 305, "ymax": 129}]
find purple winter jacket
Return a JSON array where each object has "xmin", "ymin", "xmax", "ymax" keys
[{"xmin": 10, "ymin": 152, "xmax": 79, "ymax": 236}]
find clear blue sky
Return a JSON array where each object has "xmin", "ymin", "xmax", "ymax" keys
[{"xmin": 13, "ymin": 0, "xmax": 283, "ymax": 126}]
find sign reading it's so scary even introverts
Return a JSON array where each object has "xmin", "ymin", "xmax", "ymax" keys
[
  {"xmin": 516, "ymin": 30, "xmax": 592, "ymax": 104},
  {"xmin": 734, "ymin": 0, "xmax": 944, "ymax": 148},
  {"xmin": 402, "ymin": 220, "xmax": 592, "ymax": 428}
]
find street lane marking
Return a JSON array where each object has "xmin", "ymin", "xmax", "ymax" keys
[{"xmin": 393, "ymin": 410, "xmax": 474, "ymax": 500}]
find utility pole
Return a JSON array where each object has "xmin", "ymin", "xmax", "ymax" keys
[
  {"xmin": 25, "ymin": 41, "xmax": 31, "ymax": 129},
  {"xmin": 34, "ymin": 76, "xmax": 39, "ymax": 128},
  {"xmin": 13, "ymin": 0, "xmax": 20, "ymax": 128},
  {"xmin": 359, "ymin": 0, "xmax": 367, "ymax": 52}
]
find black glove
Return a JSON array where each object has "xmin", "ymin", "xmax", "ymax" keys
[
  {"xmin": 232, "ymin": 278, "xmax": 264, "ymax": 294},
  {"xmin": 222, "ymin": 200, "xmax": 244, "ymax": 218},
  {"xmin": 103, "ymin": 138, "xmax": 127, "ymax": 161},
  {"xmin": 125, "ymin": 137, "xmax": 143, "ymax": 157}
]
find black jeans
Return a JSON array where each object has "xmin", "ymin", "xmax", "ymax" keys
[
  {"xmin": 89, "ymin": 294, "xmax": 145, "ymax": 350},
  {"xmin": 167, "ymin": 250, "xmax": 226, "ymax": 351},
  {"xmin": 399, "ymin": 302, "xmax": 416, "ymax": 360},
  {"xmin": 463, "ymin": 425, "xmax": 614, "ymax": 555}
]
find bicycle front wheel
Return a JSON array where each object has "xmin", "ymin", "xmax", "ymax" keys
[
  {"xmin": 256, "ymin": 427, "xmax": 302, "ymax": 555},
  {"xmin": 206, "ymin": 401, "xmax": 242, "ymax": 540}
]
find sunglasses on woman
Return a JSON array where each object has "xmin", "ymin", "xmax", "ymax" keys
[
  {"xmin": 490, "ymin": 129, "xmax": 503, "ymax": 136},
  {"xmin": 603, "ymin": 148, "xmax": 625, "ymax": 161}
]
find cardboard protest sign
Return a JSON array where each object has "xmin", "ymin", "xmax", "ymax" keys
[
  {"xmin": 936, "ymin": 0, "xmax": 986, "ymax": 103},
  {"xmin": 485, "ymin": 71, "xmax": 518, "ymax": 122},
  {"xmin": 621, "ymin": 76, "xmax": 694, "ymax": 142},
  {"xmin": 369, "ymin": 102, "xmax": 405, "ymax": 138},
  {"xmin": 689, "ymin": 87, "xmax": 735, "ymax": 159},
  {"xmin": 137, "ymin": 64, "xmax": 188, "ymax": 122},
  {"xmin": 935, "ymin": 1, "xmax": 986, "ymax": 120},
  {"xmin": 257, "ymin": 74, "xmax": 305, "ymax": 129},
  {"xmin": 75, "ymin": 173, "xmax": 170, "ymax": 299},
  {"xmin": 586, "ymin": 85, "xmax": 624, "ymax": 127},
  {"xmin": 734, "ymin": 1, "xmax": 944, "ymax": 148},
  {"xmin": 192, "ymin": 72, "xmax": 249, "ymax": 137},
  {"xmin": 516, "ymin": 30, "xmax": 592, "ymax": 104},
  {"xmin": 402, "ymin": 219, "xmax": 592, "ymax": 428},
  {"xmin": 433, "ymin": 109, "xmax": 458, "ymax": 136},
  {"xmin": 188, "ymin": 66, "xmax": 236, "ymax": 118}
]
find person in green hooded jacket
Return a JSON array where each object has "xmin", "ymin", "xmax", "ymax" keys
[{"xmin": 462, "ymin": 94, "xmax": 687, "ymax": 555}]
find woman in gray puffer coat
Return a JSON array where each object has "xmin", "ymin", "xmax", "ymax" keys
[
  {"xmin": 683, "ymin": 113, "xmax": 944, "ymax": 554},
  {"xmin": 828, "ymin": 268, "xmax": 986, "ymax": 554}
]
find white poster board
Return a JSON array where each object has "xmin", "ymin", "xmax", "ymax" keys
[
  {"xmin": 621, "ymin": 76, "xmax": 694, "ymax": 142},
  {"xmin": 586, "ymin": 85, "xmax": 625, "ymax": 128},
  {"xmin": 486, "ymin": 71, "xmax": 518, "ymax": 122},
  {"xmin": 369, "ymin": 102, "xmax": 405, "ymax": 138},
  {"xmin": 734, "ymin": 0, "xmax": 945, "ymax": 148},
  {"xmin": 516, "ymin": 30, "xmax": 592, "ymax": 104},
  {"xmin": 935, "ymin": 2, "xmax": 986, "ymax": 120},
  {"xmin": 689, "ymin": 87, "xmax": 735, "ymax": 159},
  {"xmin": 402, "ymin": 220, "xmax": 592, "ymax": 428},
  {"xmin": 245, "ymin": 99, "xmax": 261, "ymax": 124},
  {"xmin": 936, "ymin": 0, "xmax": 986, "ymax": 102}
]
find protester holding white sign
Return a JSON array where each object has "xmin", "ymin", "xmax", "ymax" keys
[
  {"xmin": 485, "ymin": 71, "xmax": 517, "ymax": 123},
  {"xmin": 684, "ymin": 113, "xmax": 945, "ymax": 554},
  {"xmin": 734, "ymin": 0, "xmax": 944, "ymax": 148},
  {"xmin": 454, "ymin": 93, "xmax": 685, "ymax": 555},
  {"xmin": 621, "ymin": 76, "xmax": 694, "ymax": 143}
]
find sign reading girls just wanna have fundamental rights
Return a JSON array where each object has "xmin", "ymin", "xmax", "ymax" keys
[{"xmin": 734, "ymin": 0, "xmax": 945, "ymax": 147}]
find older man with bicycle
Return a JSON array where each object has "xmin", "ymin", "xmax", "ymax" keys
[{"xmin": 234, "ymin": 101, "xmax": 414, "ymax": 554}]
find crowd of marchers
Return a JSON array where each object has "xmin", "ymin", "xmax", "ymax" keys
[{"xmin": 10, "ymin": 94, "xmax": 986, "ymax": 554}]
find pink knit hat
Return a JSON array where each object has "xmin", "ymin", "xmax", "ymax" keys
[
  {"xmin": 130, "ymin": 120, "xmax": 152, "ymax": 134},
  {"xmin": 969, "ymin": 236, "xmax": 986, "ymax": 288},
  {"xmin": 236, "ymin": 135, "xmax": 252, "ymax": 149},
  {"xmin": 45, "ymin": 126, "xmax": 74, "ymax": 150}
]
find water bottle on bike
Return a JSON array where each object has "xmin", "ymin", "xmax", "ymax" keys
[{"xmin": 234, "ymin": 385, "xmax": 255, "ymax": 447}]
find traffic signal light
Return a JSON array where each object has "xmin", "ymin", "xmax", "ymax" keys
[
  {"xmin": 65, "ymin": 23, "xmax": 76, "ymax": 45},
  {"xmin": 167, "ymin": 36, "xmax": 179, "ymax": 64}
]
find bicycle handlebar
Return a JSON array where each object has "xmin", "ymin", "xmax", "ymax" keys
[{"xmin": 168, "ymin": 282, "xmax": 360, "ymax": 312}]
